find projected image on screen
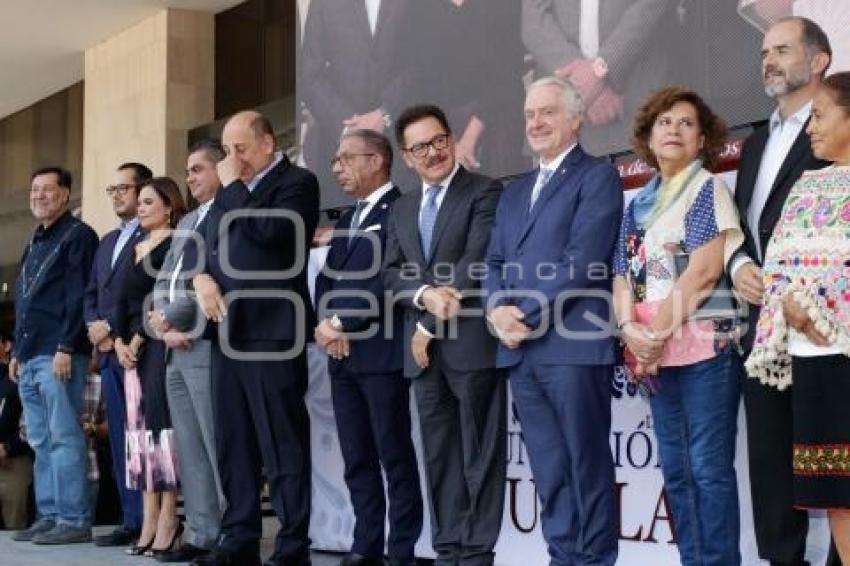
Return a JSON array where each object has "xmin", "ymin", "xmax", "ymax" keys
[{"xmin": 297, "ymin": 0, "xmax": 845, "ymax": 210}]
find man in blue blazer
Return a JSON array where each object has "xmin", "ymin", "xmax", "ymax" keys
[
  {"xmin": 484, "ymin": 77, "xmax": 623, "ymax": 566},
  {"xmin": 83, "ymin": 162, "xmax": 150, "ymax": 546},
  {"xmin": 314, "ymin": 130, "xmax": 422, "ymax": 566}
]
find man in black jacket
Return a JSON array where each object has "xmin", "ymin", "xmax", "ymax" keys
[
  {"xmin": 192, "ymin": 110, "xmax": 320, "ymax": 566},
  {"xmin": 730, "ymin": 17, "xmax": 832, "ymax": 566}
]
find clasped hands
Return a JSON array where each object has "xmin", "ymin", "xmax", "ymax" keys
[
  {"xmin": 621, "ymin": 322, "xmax": 665, "ymax": 380},
  {"xmin": 147, "ymin": 310, "xmax": 192, "ymax": 350},
  {"xmin": 314, "ymin": 319, "xmax": 350, "ymax": 361},
  {"xmin": 555, "ymin": 59, "xmax": 623, "ymax": 126},
  {"xmin": 782, "ymin": 293, "xmax": 830, "ymax": 347}
]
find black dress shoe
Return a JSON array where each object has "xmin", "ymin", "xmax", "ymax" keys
[
  {"xmin": 157, "ymin": 542, "xmax": 210, "ymax": 562},
  {"xmin": 94, "ymin": 526, "xmax": 140, "ymax": 547},
  {"xmin": 192, "ymin": 545, "xmax": 261, "ymax": 566},
  {"xmin": 339, "ymin": 553, "xmax": 383, "ymax": 566},
  {"xmin": 386, "ymin": 559, "xmax": 417, "ymax": 566}
]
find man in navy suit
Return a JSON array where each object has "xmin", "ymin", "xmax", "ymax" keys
[
  {"xmin": 314, "ymin": 129, "xmax": 422, "ymax": 566},
  {"xmin": 485, "ymin": 77, "xmax": 623, "ymax": 566},
  {"xmin": 83, "ymin": 162, "xmax": 150, "ymax": 546},
  {"xmin": 192, "ymin": 110, "xmax": 320, "ymax": 566}
]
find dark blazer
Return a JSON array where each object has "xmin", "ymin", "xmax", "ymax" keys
[
  {"xmin": 201, "ymin": 155, "xmax": 320, "ymax": 345},
  {"xmin": 734, "ymin": 122, "xmax": 828, "ymax": 265},
  {"xmin": 301, "ymin": 0, "xmax": 413, "ymax": 203},
  {"xmin": 733, "ymin": 120, "xmax": 827, "ymax": 350},
  {"xmin": 484, "ymin": 146, "xmax": 623, "ymax": 368},
  {"xmin": 383, "ymin": 167, "xmax": 501, "ymax": 378},
  {"xmin": 84, "ymin": 223, "xmax": 145, "ymax": 331},
  {"xmin": 315, "ymin": 187, "xmax": 403, "ymax": 374}
]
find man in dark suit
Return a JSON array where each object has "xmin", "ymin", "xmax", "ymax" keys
[
  {"xmin": 383, "ymin": 105, "xmax": 505, "ymax": 566},
  {"xmin": 314, "ymin": 129, "xmax": 422, "ymax": 566},
  {"xmin": 301, "ymin": 0, "xmax": 413, "ymax": 206},
  {"xmin": 485, "ymin": 77, "xmax": 623, "ymax": 566},
  {"xmin": 192, "ymin": 111, "xmax": 320, "ymax": 566},
  {"xmin": 730, "ymin": 18, "xmax": 832, "ymax": 566},
  {"xmin": 83, "ymin": 162, "xmax": 150, "ymax": 546},
  {"xmin": 521, "ymin": 0, "xmax": 673, "ymax": 155}
]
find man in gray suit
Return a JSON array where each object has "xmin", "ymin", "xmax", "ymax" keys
[
  {"xmin": 522, "ymin": 0, "xmax": 673, "ymax": 155},
  {"xmin": 149, "ymin": 139, "xmax": 225, "ymax": 563},
  {"xmin": 383, "ymin": 104, "xmax": 505, "ymax": 566}
]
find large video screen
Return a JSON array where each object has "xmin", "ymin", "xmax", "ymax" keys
[{"xmin": 297, "ymin": 0, "xmax": 849, "ymax": 209}]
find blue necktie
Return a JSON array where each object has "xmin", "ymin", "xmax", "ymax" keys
[
  {"xmin": 419, "ymin": 186, "xmax": 442, "ymax": 261},
  {"xmin": 347, "ymin": 200, "xmax": 368, "ymax": 248},
  {"xmin": 529, "ymin": 168, "xmax": 554, "ymax": 210}
]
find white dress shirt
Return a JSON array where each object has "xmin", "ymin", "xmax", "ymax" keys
[
  {"xmin": 365, "ymin": 0, "xmax": 381, "ymax": 35},
  {"xmin": 246, "ymin": 151, "xmax": 284, "ymax": 193},
  {"xmin": 580, "ymin": 0, "xmax": 600, "ymax": 58},
  {"xmin": 355, "ymin": 181, "xmax": 394, "ymax": 227},
  {"xmin": 731, "ymin": 102, "xmax": 811, "ymax": 277},
  {"xmin": 111, "ymin": 217, "xmax": 140, "ymax": 268}
]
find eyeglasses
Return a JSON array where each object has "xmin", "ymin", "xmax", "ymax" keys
[
  {"xmin": 105, "ymin": 184, "xmax": 136, "ymax": 196},
  {"xmin": 330, "ymin": 153, "xmax": 376, "ymax": 167},
  {"xmin": 404, "ymin": 134, "xmax": 450, "ymax": 159}
]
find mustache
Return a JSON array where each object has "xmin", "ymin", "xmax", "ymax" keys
[{"xmin": 764, "ymin": 65, "xmax": 784, "ymax": 78}]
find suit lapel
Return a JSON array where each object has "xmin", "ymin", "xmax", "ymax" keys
[
  {"xmin": 426, "ymin": 167, "xmax": 469, "ymax": 267},
  {"xmin": 737, "ymin": 127, "xmax": 769, "ymax": 211},
  {"xmin": 517, "ymin": 147, "xmax": 584, "ymax": 246},
  {"xmin": 103, "ymin": 225, "xmax": 143, "ymax": 287},
  {"xmin": 338, "ymin": 188, "xmax": 397, "ymax": 266},
  {"xmin": 249, "ymin": 156, "xmax": 289, "ymax": 204}
]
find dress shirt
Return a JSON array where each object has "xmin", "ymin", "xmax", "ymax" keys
[
  {"xmin": 355, "ymin": 181, "xmax": 394, "ymax": 227},
  {"xmin": 168, "ymin": 200, "xmax": 213, "ymax": 303},
  {"xmin": 246, "ymin": 151, "xmax": 284, "ymax": 193},
  {"xmin": 731, "ymin": 102, "xmax": 812, "ymax": 277},
  {"xmin": 111, "ymin": 217, "xmax": 140, "ymax": 267},
  {"xmin": 365, "ymin": 0, "xmax": 381, "ymax": 35},
  {"xmin": 580, "ymin": 0, "xmax": 600, "ymax": 58}
]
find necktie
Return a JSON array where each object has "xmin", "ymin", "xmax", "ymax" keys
[
  {"xmin": 529, "ymin": 168, "xmax": 554, "ymax": 210},
  {"xmin": 419, "ymin": 186, "xmax": 442, "ymax": 261},
  {"xmin": 580, "ymin": 0, "xmax": 600, "ymax": 58},
  {"xmin": 348, "ymin": 200, "xmax": 368, "ymax": 247}
]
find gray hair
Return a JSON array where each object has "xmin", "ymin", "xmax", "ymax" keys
[
  {"xmin": 340, "ymin": 128, "xmax": 393, "ymax": 171},
  {"xmin": 527, "ymin": 76, "xmax": 585, "ymax": 116}
]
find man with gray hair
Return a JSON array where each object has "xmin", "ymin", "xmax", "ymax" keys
[
  {"xmin": 485, "ymin": 77, "xmax": 623, "ymax": 566},
  {"xmin": 314, "ymin": 129, "xmax": 422, "ymax": 566},
  {"xmin": 149, "ymin": 139, "xmax": 225, "ymax": 563}
]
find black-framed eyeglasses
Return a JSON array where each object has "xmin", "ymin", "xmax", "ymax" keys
[
  {"xmin": 105, "ymin": 184, "xmax": 136, "ymax": 196},
  {"xmin": 330, "ymin": 153, "xmax": 376, "ymax": 167},
  {"xmin": 404, "ymin": 133, "xmax": 450, "ymax": 159}
]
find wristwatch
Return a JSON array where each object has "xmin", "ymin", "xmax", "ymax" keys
[
  {"xmin": 329, "ymin": 314, "xmax": 344, "ymax": 332},
  {"xmin": 592, "ymin": 56, "xmax": 609, "ymax": 79}
]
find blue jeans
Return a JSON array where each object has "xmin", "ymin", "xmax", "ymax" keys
[
  {"xmin": 649, "ymin": 350, "xmax": 742, "ymax": 566},
  {"xmin": 18, "ymin": 354, "xmax": 91, "ymax": 527}
]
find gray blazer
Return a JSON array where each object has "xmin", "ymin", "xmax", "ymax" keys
[
  {"xmin": 522, "ymin": 0, "xmax": 674, "ymax": 154},
  {"xmin": 153, "ymin": 208, "xmax": 211, "ymax": 367},
  {"xmin": 383, "ymin": 167, "xmax": 502, "ymax": 378}
]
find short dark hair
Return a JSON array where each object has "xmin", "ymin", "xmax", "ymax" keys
[
  {"xmin": 138, "ymin": 176, "xmax": 188, "ymax": 228},
  {"xmin": 118, "ymin": 162, "xmax": 153, "ymax": 186},
  {"xmin": 779, "ymin": 16, "xmax": 832, "ymax": 73},
  {"xmin": 189, "ymin": 138, "xmax": 226, "ymax": 164},
  {"xmin": 632, "ymin": 86, "xmax": 728, "ymax": 170},
  {"xmin": 394, "ymin": 104, "xmax": 451, "ymax": 147},
  {"xmin": 31, "ymin": 166, "xmax": 72, "ymax": 190},
  {"xmin": 342, "ymin": 129, "xmax": 393, "ymax": 171},
  {"xmin": 823, "ymin": 72, "xmax": 850, "ymax": 116}
]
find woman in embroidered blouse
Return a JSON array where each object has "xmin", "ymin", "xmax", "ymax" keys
[
  {"xmin": 613, "ymin": 87, "xmax": 745, "ymax": 566},
  {"xmin": 746, "ymin": 72, "xmax": 850, "ymax": 562},
  {"xmin": 114, "ymin": 177, "xmax": 186, "ymax": 557}
]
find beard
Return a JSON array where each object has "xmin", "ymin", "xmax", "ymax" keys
[{"xmin": 763, "ymin": 63, "xmax": 812, "ymax": 98}]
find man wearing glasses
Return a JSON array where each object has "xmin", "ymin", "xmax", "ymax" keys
[
  {"xmin": 383, "ymin": 105, "xmax": 505, "ymax": 566},
  {"xmin": 83, "ymin": 162, "xmax": 151, "ymax": 546},
  {"xmin": 314, "ymin": 129, "xmax": 422, "ymax": 566}
]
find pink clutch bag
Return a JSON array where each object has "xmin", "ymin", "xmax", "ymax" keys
[{"xmin": 628, "ymin": 301, "xmax": 717, "ymax": 368}]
